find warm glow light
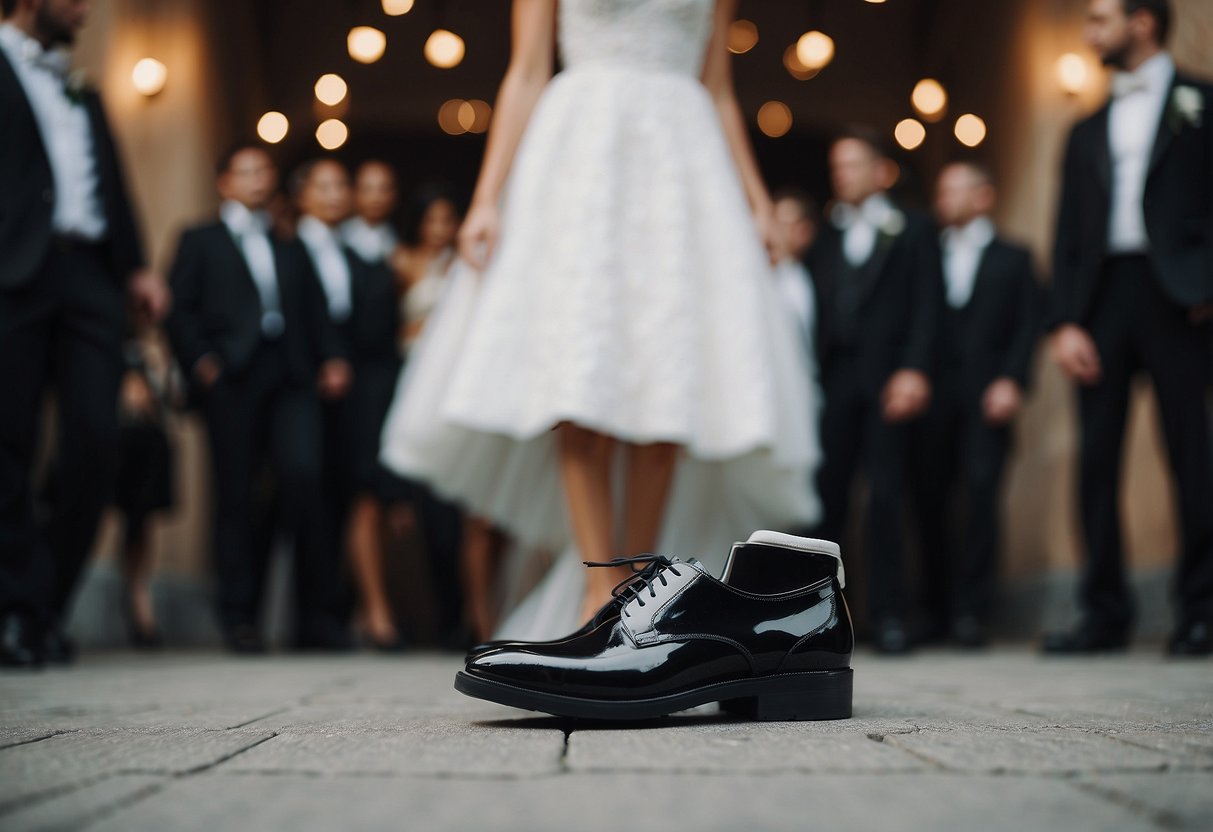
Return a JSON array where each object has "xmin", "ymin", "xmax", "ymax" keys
[
  {"xmin": 1057, "ymin": 52, "xmax": 1089, "ymax": 95},
  {"xmin": 382, "ymin": 0, "xmax": 414, "ymax": 15},
  {"xmin": 728, "ymin": 20, "xmax": 759, "ymax": 54},
  {"xmin": 911, "ymin": 78, "xmax": 948, "ymax": 121},
  {"xmin": 955, "ymin": 113, "xmax": 987, "ymax": 147},
  {"xmin": 131, "ymin": 58, "xmax": 167, "ymax": 97},
  {"xmin": 257, "ymin": 111, "xmax": 289, "ymax": 144},
  {"xmin": 466, "ymin": 99, "xmax": 492, "ymax": 133},
  {"xmin": 438, "ymin": 99, "xmax": 468, "ymax": 135},
  {"xmin": 425, "ymin": 29, "xmax": 465, "ymax": 69},
  {"xmin": 895, "ymin": 118, "xmax": 926, "ymax": 150},
  {"xmin": 783, "ymin": 45, "xmax": 820, "ymax": 81},
  {"xmin": 348, "ymin": 26, "xmax": 387, "ymax": 64},
  {"xmin": 757, "ymin": 101, "xmax": 793, "ymax": 138},
  {"xmin": 316, "ymin": 119, "xmax": 349, "ymax": 150},
  {"xmin": 314, "ymin": 74, "xmax": 348, "ymax": 106},
  {"xmin": 865, "ymin": 0, "xmax": 888, "ymax": 4},
  {"xmin": 796, "ymin": 31, "xmax": 835, "ymax": 71}
]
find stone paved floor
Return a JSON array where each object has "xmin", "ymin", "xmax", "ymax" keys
[{"xmin": 0, "ymin": 648, "xmax": 1210, "ymax": 831}]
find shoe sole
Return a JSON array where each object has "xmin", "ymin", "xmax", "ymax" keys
[{"xmin": 454, "ymin": 668, "xmax": 853, "ymax": 722}]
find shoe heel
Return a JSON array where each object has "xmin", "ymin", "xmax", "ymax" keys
[{"xmin": 721, "ymin": 668, "xmax": 853, "ymax": 721}]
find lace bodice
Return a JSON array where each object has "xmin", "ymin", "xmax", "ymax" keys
[{"xmin": 558, "ymin": 0, "xmax": 715, "ymax": 76}]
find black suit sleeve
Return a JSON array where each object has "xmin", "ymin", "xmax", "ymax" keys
[
  {"xmin": 1049, "ymin": 126, "xmax": 1084, "ymax": 330},
  {"xmin": 1001, "ymin": 249, "xmax": 1044, "ymax": 388},
  {"xmin": 165, "ymin": 229, "xmax": 213, "ymax": 375},
  {"xmin": 88, "ymin": 93, "xmax": 146, "ymax": 279},
  {"xmin": 296, "ymin": 246, "xmax": 348, "ymax": 366},
  {"xmin": 902, "ymin": 218, "xmax": 943, "ymax": 374}
]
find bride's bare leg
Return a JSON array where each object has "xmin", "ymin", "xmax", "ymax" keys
[
  {"xmin": 556, "ymin": 422, "xmax": 625, "ymax": 622},
  {"xmin": 462, "ymin": 516, "xmax": 505, "ymax": 642},
  {"xmin": 622, "ymin": 441, "xmax": 680, "ymax": 558}
]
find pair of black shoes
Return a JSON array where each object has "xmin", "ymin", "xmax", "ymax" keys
[
  {"xmin": 1041, "ymin": 618, "xmax": 1213, "ymax": 656},
  {"xmin": 1, "ymin": 611, "xmax": 75, "ymax": 669},
  {"xmin": 456, "ymin": 531, "xmax": 854, "ymax": 721}
]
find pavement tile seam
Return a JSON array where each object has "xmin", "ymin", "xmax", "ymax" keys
[
  {"xmin": 0, "ymin": 772, "xmax": 112, "ymax": 817},
  {"xmin": 1066, "ymin": 778, "xmax": 1189, "ymax": 831},
  {"xmin": 0, "ymin": 729, "xmax": 75, "ymax": 751}
]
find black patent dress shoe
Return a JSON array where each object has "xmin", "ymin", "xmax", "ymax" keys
[
  {"xmin": 42, "ymin": 626, "xmax": 76, "ymax": 665},
  {"xmin": 222, "ymin": 624, "xmax": 268, "ymax": 654},
  {"xmin": 465, "ymin": 596, "xmax": 626, "ymax": 663},
  {"xmin": 1167, "ymin": 620, "xmax": 1212, "ymax": 657},
  {"xmin": 951, "ymin": 615, "xmax": 988, "ymax": 649},
  {"xmin": 1, "ymin": 611, "xmax": 45, "ymax": 669},
  {"xmin": 872, "ymin": 617, "xmax": 913, "ymax": 655},
  {"xmin": 1041, "ymin": 621, "xmax": 1129, "ymax": 654},
  {"xmin": 455, "ymin": 530, "xmax": 854, "ymax": 722}
]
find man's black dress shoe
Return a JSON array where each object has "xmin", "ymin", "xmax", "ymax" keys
[
  {"xmin": 1167, "ymin": 620, "xmax": 1212, "ymax": 657},
  {"xmin": 43, "ymin": 626, "xmax": 76, "ymax": 665},
  {"xmin": 222, "ymin": 624, "xmax": 268, "ymax": 654},
  {"xmin": 456, "ymin": 530, "xmax": 853, "ymax": 721},
  {"xmin": 951, "ymin": 615, "xmax": 988, "ymax": 649},
  {"xmin": 1041, "ymin": 621, "xmax": 1129, "ymax": 654},
  {"xmin": 872, "ymin": 617, "xmax": 912, "ymax": 655},
  {"xmin": 1, "ymin": 611, "xmax": 45, "ymax": 669},
  {"xmin": 465, "ymin": 591, "xmax": 629, "ymax": 663}
]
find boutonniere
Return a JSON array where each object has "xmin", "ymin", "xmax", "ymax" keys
[
  {"xmin": 877, "ymin": 209, "xmax": 906, "ymax": 240},
  {"xmin": 1168, "ymin": 85, "xmax": 1204, "ymax": 131},
  {"xmin": 64, "ymin": 68, "xmax": 88, "ymax": 106}
]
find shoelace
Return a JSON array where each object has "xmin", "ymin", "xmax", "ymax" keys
[{"xmin": 583, "ymin": 554, "xmax": 684, "ymax": 619}]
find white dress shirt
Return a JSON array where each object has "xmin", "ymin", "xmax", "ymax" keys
[
  {"xmin": 297, "ymin": 215, "xmax": 353, "ymax": 322},
  {"xmin": 1106, "ymin": 52, "xmax": 1175, "ymax": 254},
  {"xmin": 0, "ymin": 23, "xmax": 106, "ymax": 240},
  {"xmin": 220, "ymin": 200, "xmax": 284, "ymax": 338},
  {"xmin": 830, "ymin": 193, "xmax": 897, "ymax": 267},
  {"xmin": 773, "ymin": 257, "xmax": 816, "ymax": 344},
  {"xmin": 340, "ymin": 216, "xmax": 398, "ymax": 265},
  {"xmin": 941, "ymin": 215, "xmax": 996, "ymax": 309}
]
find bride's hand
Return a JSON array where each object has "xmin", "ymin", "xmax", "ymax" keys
[
  {"xmin": 458, "ymin": 202, "xmax": 500, "ymax": 272},
  {"xmin": 754, "ymin": 206, "xmax": 784, "ymax": 266}
]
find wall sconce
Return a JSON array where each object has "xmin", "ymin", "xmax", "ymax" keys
[
  {"xmin": 1057, "ymin": 53, "xmax": 1089, "ymax": 96},
  {"xmin": 131, "ymin": 58, "xmax": 167, "ymax": 97}
]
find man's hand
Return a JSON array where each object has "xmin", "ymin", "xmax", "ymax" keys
[
  {"xmin": 318, "ymin": 359, "xmax": 353, "ymax": 400},
  {"xmin": 1050, "ymin": 323, "xmax": 1101, "ymax": 385},
  {"xmin": 1189, "ymin": 302, "xmax": 1213, "ymax": 324},
  {"xmin": 193, "ymin": 354, "xmax": 223, "ymax": 391},
  {"xmin": 882, "ymin": 369, "xmax": 931, "ymax": 423},
  {"xmin": 127, "ymin": 268, "xmax": 171, "ymax": 326},
  {"xmin": 982, "ymin": 377, "xmax": 1023, "ymax": 426},
  {"xmin": 120, "ymin": 370, "xmax": 157, "ymax": 420}
]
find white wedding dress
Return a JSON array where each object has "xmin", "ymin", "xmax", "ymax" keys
[{"xmin": 380, "ymin": 0, "xmax": 822, "ymax": 639}]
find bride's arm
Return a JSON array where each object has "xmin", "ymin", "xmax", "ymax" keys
[
  {"xmin": 701, "ymin": 0, "xmax": 780, "ymax": 261},
  {"xmin": 459, "ymin": 0, "xmax": 557, "ymax": 269}
]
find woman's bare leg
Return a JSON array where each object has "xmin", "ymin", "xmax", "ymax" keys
[
  {"xmin": 347, "ymin": 495, "xmax": 398, "ymax": 645},
  {"xmin": 121, "ymin": 516, "xmax": 158, "ymax": 640},
  {"xmin": 462, "ymin": 516, "xmax": 507, "ymax": 642},
  {"xmin": 556, "ymin": 422, "xmax": 626, "ymax": 623},
  {"xmin": 622, "ymin": 441, "xmax": 680, "ymax": 558}
]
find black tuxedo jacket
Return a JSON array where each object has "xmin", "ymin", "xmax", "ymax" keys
[
  {"xmin": 942, "ymin": 237, "xmax": 1043, "ymax": 392},
  {"xmin": 340, "ymin": 249, "xmax": 401, "ymax": 365},
  {"xmin": 806, "ymin": 206, "xmax": 943, "ymax": 386},
  {"xmin": 0, "ymin": 48, "xmax": 144, "ymax": 290},
  {"xmin": 166, "ymin": 221, "xmax": 346, "ymax": 391},
  {"xmin": 1051, "ymin": 68, "xmax": 1213, "ymax": 327}
]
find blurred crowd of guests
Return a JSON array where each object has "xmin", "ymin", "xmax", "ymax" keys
[{"xmin": 2, "ymin": 0, "xmax": 1210, "ymax": 668}]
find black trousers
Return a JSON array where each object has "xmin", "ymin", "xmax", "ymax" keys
[
  {"xmin": 0, "ymin": 240, "xmax": 125, "ymax": 623},
  {"xmin": 1078, "ymin": 255, "xmax": 1213, "ymax": 630},
  {"xmin": 908, "ymin": 369, "xmax": 1010, "ymax": 626},
  {"xmin": 812, "ymin": 354, "xmax": 912, "ymax": 621},
  {"xmin": 201, "ymin": 344, "xmax": 334, "ymax": 635}
]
